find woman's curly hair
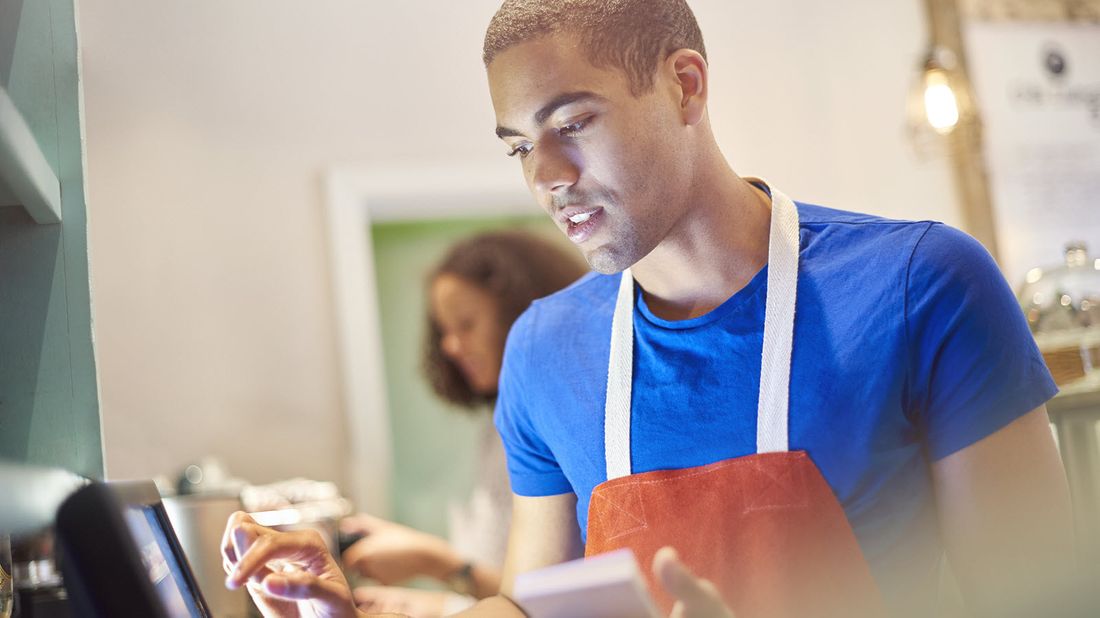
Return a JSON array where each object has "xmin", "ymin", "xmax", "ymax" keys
[{"xmin": 423, "ymin": 229, "xmax": 587, "ymax": 409}]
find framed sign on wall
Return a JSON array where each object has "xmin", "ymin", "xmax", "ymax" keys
[
  {"xmin": 964, "ymin": 17, "xmax": 1100, "ymax": 287},
  {"xmin": 959, "ymin": 0, "xmax": 1100, "ymax": 287}
]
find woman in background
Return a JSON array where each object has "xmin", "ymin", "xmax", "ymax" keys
[{"xmin": 341, "ymin": 230, "xmax": 587, "ymax": 617}]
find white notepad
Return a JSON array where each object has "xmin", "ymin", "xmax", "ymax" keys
[{"xmin": 512, "ymin": 549, "xmax": 662, "ymax": 618}]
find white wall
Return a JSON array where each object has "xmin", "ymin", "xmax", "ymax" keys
[
  {"xmin": 80, "ymin": 0, "xmax": 955, "ymax": 497},
  {"xmin": 695, "ymin": 1, "xmax": 957, "ymax": 220}
]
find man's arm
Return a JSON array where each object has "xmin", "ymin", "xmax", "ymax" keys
[
  {"xmin": 932, "ymin": 405, "xmax": 1077, "ymax": 616},
  {"xmin": 453, "ymin": 492, "xmax": 584, "ymax": 616}
]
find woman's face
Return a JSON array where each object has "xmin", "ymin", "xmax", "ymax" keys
[{"xmin": 430, "ymin": 274, "xmax": 507, "ymax": 396}]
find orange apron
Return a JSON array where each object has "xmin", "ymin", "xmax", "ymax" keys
[{"xmin": 585, "ymin": 189, "xmax": 886, "ymax": 618}]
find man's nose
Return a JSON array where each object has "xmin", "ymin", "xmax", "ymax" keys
[{"xmin": 530, "ymin": 141, "xmax": 580, "ymax": 197}]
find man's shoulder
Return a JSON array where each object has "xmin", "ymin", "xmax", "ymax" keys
[
  {"xmin": 798, "ymin": 200, "xmax": 997, "ymax": 283},
  {"xmin": 502, "ymin": 271, "xmax": 616, "ymax": 381},
  {"xmin": 510, "ymin": 271, "xmax": 616, "ymax": 336},
  {"xmin": 524, "ymin": 271, "xmax": 617, "ymax": 325},
  {"xmin": 790, "ymin": 202, "xmax": 1005, "ymax": 296},
  {"xmin": 794, "ymin": 200, "xmax": 949, "ymax": 269},
  {"xmin": 796, "ymin": 200, "xmax": 935, "ymax": 231}
]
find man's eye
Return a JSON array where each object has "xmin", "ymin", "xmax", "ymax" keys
[
  {"xmin": 507, "ymin": 143, "xmax": 533, "ymax": 159},
  {"xmin": 559, "ymin": 118, "xmax": 589, "ymax": 137}
]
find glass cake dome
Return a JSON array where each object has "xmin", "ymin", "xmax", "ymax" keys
[{"xmin": 1017, "ymin": 242, "xmax": 1100, "ymax": 388}]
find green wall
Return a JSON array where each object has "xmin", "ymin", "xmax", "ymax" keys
[
  {"xmin": 371, "ymin": 216, "xmax": 564, "ymax": 537},
  {"xmin": 0, "ymin": 0, "xmax": 102, "ymax": 479}
]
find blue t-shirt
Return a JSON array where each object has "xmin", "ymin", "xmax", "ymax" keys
[{"xmin": 494, "ymin": 202, "xmax": 1057, "ymax": 613}]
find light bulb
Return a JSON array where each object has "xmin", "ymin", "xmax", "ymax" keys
[{"xmin": 923, "ymin": 69, "xmax": 959, "ymax": 134}]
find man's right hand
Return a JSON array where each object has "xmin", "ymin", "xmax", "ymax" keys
[{"xmin": 221, "ymin": 511, "xmax": 365, "ymax": 618}]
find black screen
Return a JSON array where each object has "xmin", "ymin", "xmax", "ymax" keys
[
  {"xmin": 56, "ymin": 481, "xmax": 212, "ymax": 618},
  {"xmin": 123, "ymin": 505, "xmax": 205, "ymax": 618}
]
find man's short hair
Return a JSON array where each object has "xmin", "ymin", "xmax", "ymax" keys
[{"xmin": 483, "ymin": 0, "xmax": 707, "ymax": 96}]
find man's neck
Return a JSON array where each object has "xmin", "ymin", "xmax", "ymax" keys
[{"xmin": 631, "ymin": 167, "xmax": 772, "ymax": 322}]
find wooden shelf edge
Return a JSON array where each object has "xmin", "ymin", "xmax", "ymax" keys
[
  {"xmin": 0, "ymin": 85, "xmax": 62, "ymax": 224},
  {"xmin": 1049, "ymin": 378, "xmax": 1100, "ymax": 417}
]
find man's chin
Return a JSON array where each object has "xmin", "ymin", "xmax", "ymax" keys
[{"xmin": 584, "ymin": 245, "xmax": 632, "ymax": 275}]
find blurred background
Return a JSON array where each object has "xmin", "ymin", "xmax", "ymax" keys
[
  {"xmin": 84, "ymin": 0, "xmax": 960, "ymax": 538},
  {"xmin": 3, "ymin": 0, "xmax": 1099, "ymax": 571}
]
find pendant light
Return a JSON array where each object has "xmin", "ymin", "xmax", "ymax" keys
[{"xmin": 906, "ymin": 44, "xmax": 978, "ymax": 157}]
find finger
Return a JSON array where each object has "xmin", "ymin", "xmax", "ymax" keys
[
  {"xmin": 260, "ymin": 570, "xmax": 351, "ymax": 608},
  {"xmin": 653, "ymin": 546, "xmax": 731, "ymax": 617},
  {"xmin": 231, "ymin": 522, "xmax": 267, "ymax": 578},
  {"xmin": 226, "ymin": 531, "xmax": 278, "ymax": 589},
  {"xmin": 221, "ymin": 511, "xmax": 255, "ymax": 566},
  {"xmin": 224, "ymin": 552, "xmax": 276, "ymax": 578},
  {"xmin": 227, "ymin": 530, "xmax": 320, "ymax": 590},
  {"xmin": 225, "ymin": 554, "xmax": 277, "ymax": 589}
]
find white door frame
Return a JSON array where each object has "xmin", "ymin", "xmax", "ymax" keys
[{"xmin": 322, "ymin": 162, "xmax": 533, "ymax": 515}]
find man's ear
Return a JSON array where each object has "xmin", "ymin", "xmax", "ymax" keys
[{"xmin": 667, "ymin": 49, "xmax": 708, "ymax": 126}]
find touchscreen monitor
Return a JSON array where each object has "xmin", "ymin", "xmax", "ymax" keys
[{"xmin": 56, "ymin": 481, "xmax": 212, "ymax": 618}]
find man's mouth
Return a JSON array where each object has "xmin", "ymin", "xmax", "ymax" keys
[{"xmin": 562, "ymin": 207, "xmax": 604, "ymax": 244}]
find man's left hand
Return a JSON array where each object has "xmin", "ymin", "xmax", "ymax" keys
[{"xmin": 652, "ymin": 546, "xmax": 736, "ymax": 618}]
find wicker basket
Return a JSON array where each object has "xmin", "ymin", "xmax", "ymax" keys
[{"xmin": 1035, "ymin": 328, "xmax": 1100, "ymax": 386}]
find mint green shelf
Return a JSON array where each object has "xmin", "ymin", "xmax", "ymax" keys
[{"xmin": 0, "ymin": 85, "xmax": 61, "ymax": 224}]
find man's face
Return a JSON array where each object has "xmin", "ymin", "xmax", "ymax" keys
[{"xmin": 487, "ymin": 34, "xmax": 692, "ymax": 274}]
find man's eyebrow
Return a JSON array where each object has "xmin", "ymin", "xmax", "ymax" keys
[{"xmin": 494, "ymin": 91, "xmax": 602, "ymax": 139}]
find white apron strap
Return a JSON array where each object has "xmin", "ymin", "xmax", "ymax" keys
[
  {"xmin": 604, "ymin": 268, "xmax": 636, "ymax": 480},
  {"xmin": 756, "ymin": 189, "xmax": 800, "ymax": 454},
  {"xmin": 603, "ymin": 188, "xmax": 801, "ymax": 480}
]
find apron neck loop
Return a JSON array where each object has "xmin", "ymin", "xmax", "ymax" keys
[
  {"xmin": 603, "ymin": 189, "xmax": 801, "ymax": 480},
  {"xmin": 756, "ymin": 190, "xmax": 800, "ymax": 454},
  {"xmin": 604, "ymin": 268, "xmax": 636, "ymax": 481}
]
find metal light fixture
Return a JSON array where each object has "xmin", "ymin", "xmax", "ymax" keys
[
  {"xmin": 905, "ymin": 0, "xmax": 999, "ymax": 260},
  {"xmin": 921, "ymin": 48, "xmax": 962, "ymax": 133},
  {"xmin": 906, "ymin": 44, "xmax": 978, "ymax": 157}
]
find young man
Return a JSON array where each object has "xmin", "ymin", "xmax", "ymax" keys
[{"xmin": 223, "ymin": 1, "xmax": 1077, "ymax": 616}]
